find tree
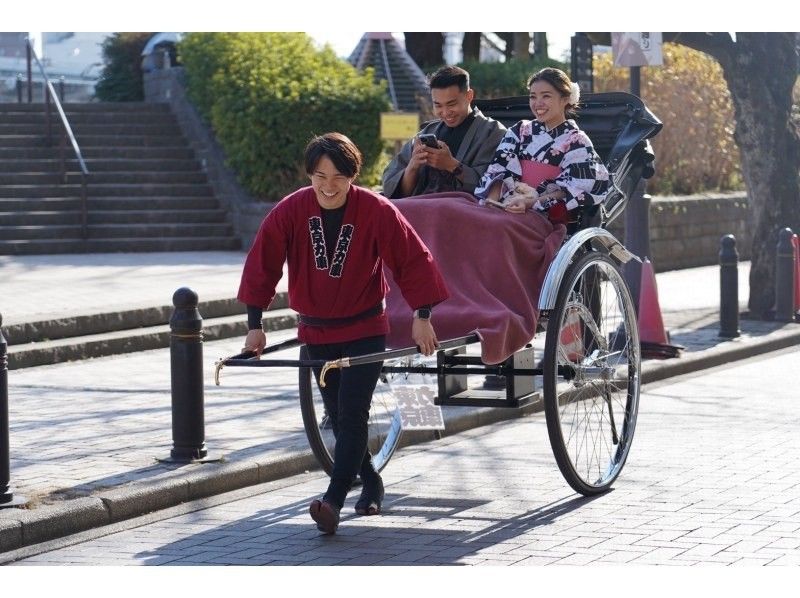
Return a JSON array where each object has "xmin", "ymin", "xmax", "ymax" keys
[
  {"xmin": 533, "ymin": 33, "xmax": 549, "ymax": 60},
  {"xmin": 462, "ymin": 32, "xmax": 481, "ymax": 62},
  {"xmin": 403, "ymin": 33, "xmax": 444, "ymax": 70},
  {"xmin": 94, "ymin": 32, "xmax": 153, "ymax": 101},
  {"xmin": 670, "ymin": 33, "xmax": 799, "ymax": 317}
]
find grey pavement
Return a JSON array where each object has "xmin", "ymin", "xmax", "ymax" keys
[
  {"xmin": 7, "ymin": 349, "xmax": 800, "ymax": 566},
  {"xmin": 1, "ymin": 251, "xmax": 799, "ymax": 556}
]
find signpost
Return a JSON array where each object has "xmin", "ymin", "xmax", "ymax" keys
[
  {"xmin": 380, "ymin": 112, "xmax": 419, "ymax": 154},
  {"xmin": 611, "ymin": 33, "xmax": 663, "ymax": 312}
]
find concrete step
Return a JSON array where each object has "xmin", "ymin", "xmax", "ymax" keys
[
  {"xmin": 0, "ymin": 171, "xmax": 208, "ymax": 185},
  {"xmin": 4, "ymin": 295, "xmax": 282, "ymax": 345},
  {"xmin": 0, "ymin": 236, "xmax": 241, "ymax": 255},
  {"xmin": 0, "ymin": 197, "xmax": 82, "ymax": 211},
  {"xmin": 0, "ymin": 210, "xmax": 81, "ymax": 226},
  {"xmin": 0, "ymin": 102, "xmax": 171, "ymax": 113},
  {"xmin": 0, "ymin": 158, "xmax": 201, "ymax": 173},
  {"xmin": 0, "ymin": 123, "xmax": 183, "ymax": 136},
  {"xmin": 0, "ymin": 134, "xmax": 48, "ymax": 147},
  {"xmin": 71, "ymin": 134, "xmax": 188, "ymax": 147},
  {"xmin": 0, "ymin": 147, "xmax": 195, "ymax": 160},
  {"xmin": 0, "ymin": 222, "xmax": 233, "ymax": 240},
  {"xmin": 0, "ymin": 183, "xmax": 213, "ymax": 198},
  {"xmin": 6, "ymin": 302, "xmax": 295, "ymax": 370},
  {"xmin": 0, "ymin": 112, "xmax": 178, "ymax": 125},
  {"xmin": 0, "ymin": 208, "xmax": 228, "ymax": 226},
  {"xmin": 0, "ymin": 224, "xmax": 82, "ymax": 240}
]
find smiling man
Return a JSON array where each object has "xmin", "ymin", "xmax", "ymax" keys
[
  {"xmin": 238, "ymin": 132, "xmax": 449, "ymax": 535},
  {"xmin": 382, "ymin": 65, "xmax": 506, "ymax": 198}
]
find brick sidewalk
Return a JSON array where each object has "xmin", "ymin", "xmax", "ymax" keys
[{"xmin": 10, "ymin": 348, "xmax": 800, "ymax": 565}]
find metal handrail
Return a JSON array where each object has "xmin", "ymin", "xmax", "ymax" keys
[
  {"xmin": 378, "ymin": 39, "xmax": 399, "ymax": 111},
  {"xmin": 26, "ymin": 38, "xmax": 90, "ymax": 240}
]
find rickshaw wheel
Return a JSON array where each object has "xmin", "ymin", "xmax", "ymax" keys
[
  {"xmin": 542, "ymin": 251, "xmax": 641, "ymax": 496},
  {"xmin": 298, "ymin": 350, "xmax": 405, "ymax": 477}
]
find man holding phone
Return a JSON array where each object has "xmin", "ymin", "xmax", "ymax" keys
[{"xmin": 382, "ymin": 66, "xmax": 506, "ymax": 199}]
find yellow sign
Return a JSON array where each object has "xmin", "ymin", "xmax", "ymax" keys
[{"xmin": 380, "ymin": 112, "xmax": 419, "ymax": 141}]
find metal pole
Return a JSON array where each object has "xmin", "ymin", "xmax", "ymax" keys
[
  {"xmin": 16, "ymin": 74, "xmax": 23, "ymax": 103},
  {"xmin": 58, "ymin": 76, "xmax": 65, "ymax": 102},
  {"xmin": 623, "ymin": 66, "xmax": 649, "ymax": 314},
  {"xmin": 26, "ymin": 42, "xmax": 32, "ymax": 103},
  {"xmin": 623, "ymin": 184, "xmax": 651, "ymax": 314},
  {"xmin": 775, "ymin": 228, "xmax": 796, "ymax": 322},
  {"xmin": 0, "ymin": 313, "xmax": 27, "ymax": 508},
  {"xmin": 719, "ymin": 234, "xmax": 740, "ymax": 338},
  {"xmin": 162, "ymin": 288, "xmax": 213, "ymax": 463}
]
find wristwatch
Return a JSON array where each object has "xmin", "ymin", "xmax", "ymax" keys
[
  {"xmin": 451, "ymin": 162, "xmax": 463, "ymax": 176},
  {"xmin": 413, "ymin": 307, "xmax": 432, "ymax": 321}
]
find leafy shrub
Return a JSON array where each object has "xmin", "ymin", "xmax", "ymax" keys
[
  {"xmin": 179, "ymin": 33, "xmax": 390, "ymax": 200},
  {"xmin": 95, "ymin": 33, "xmax": 153, "ymax": 102},
  {"xmin": 593, "ymin": 43, "xmax": 743, "ymax": 195}
]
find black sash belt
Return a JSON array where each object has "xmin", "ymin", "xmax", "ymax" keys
[{"xmin": 298, "ymin": 303, "xmax": 384, "ymax": 328}]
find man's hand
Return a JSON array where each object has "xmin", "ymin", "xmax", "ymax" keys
[
  {"xmin": 412, "ymin": 318, "xmax": 439, "ymax": 356},
  {"xmin": 243, "ymin": 329, "xmax": 266, "ymax": 357},
  {"xmin": 422, "ymin": 140, "xmax": 459, "ymax": 172}
]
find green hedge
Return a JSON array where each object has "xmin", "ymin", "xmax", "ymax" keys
[
  {"xmin": 179, "ymin": 33, "xmax": 391, "ymax": 200},
  {"xmin": 95, "ymin": 33, "xmax": 153, "ymax": 102},
  {"xmin": 461, "ymin": 58, "xmax": 569, "ymax": 99}
]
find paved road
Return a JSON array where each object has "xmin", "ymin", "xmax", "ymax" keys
[{"xmin": 7, "ymin": 348, "xmax": 800, "ymax": 566}]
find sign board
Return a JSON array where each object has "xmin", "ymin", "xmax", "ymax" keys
[
  {"xmin": 394, "ymin": 384, "xmax": 445, "ymax": 430},
  {"xmin": 612, "ymin": 33, "xmax": 663, "ymax": 67},
  {"xmin": 380, "ymin": 112, "xmax": 419, "ymax": 141}
]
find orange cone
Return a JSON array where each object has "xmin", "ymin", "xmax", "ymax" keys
[
  {"xmin": 637, "ymin": 258, "xmax": 669, "ymax": 345},
  {"xmin": 559, "ymin": 308, "xmax": 584, "ymax": 362}
]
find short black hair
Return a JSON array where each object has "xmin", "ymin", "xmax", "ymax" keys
[
  {"xmin": 428, "ymin": 65, "xmax": 470, "ymax": 93},
  {"xmin": 304, "ymin": 132, "xmax": 362, "ymax": 179}
]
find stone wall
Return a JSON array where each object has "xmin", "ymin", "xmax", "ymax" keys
[
  {"xmin": 607, "ymin": 192, "xmax": 752, "ymax": 272},
  {"xmin": 143, "ymin": 67, "xmax": 269, "ymax": 249}
]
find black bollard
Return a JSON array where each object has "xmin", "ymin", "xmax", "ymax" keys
[
  {"xmin": 164, "ymin": 288, "xmax": 209, "ymax": 462},
  {"xmin": 775, "ymin": 228, "xmax": 796, "ymax": 322},
  {"xmin": 0, "ymin": 313, "xmax": 27, "ymax": 507},
  {"xmin": 719, "ymin": 235, "xmax": 740, "ymax": 338}
]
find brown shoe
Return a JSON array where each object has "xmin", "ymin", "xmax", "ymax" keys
[{"xmin": 309, "ymin": 499, "xmax": 340, "ymax": 534}]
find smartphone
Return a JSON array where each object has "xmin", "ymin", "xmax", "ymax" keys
[{"xmin": 418, "ymin": 133, "xmax": 438, "ymax": 148}]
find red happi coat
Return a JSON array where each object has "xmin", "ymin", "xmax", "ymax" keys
[{"xmin": 238, "ymin": 185, "xmax": 449, "ymax": 345}]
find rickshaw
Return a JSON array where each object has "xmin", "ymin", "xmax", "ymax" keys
[{"xmin": 215, "ymin": 91, "xmax": 662, "ymax": 497}]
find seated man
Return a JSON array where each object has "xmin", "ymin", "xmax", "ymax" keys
[{"xmin": 382, "ymin": 65, "xmax": 506, "ymax": 198}]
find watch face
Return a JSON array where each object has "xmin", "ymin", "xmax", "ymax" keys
[{"xmin": 415, "ymin": 308, "xmax": 432, "ymax": 320}]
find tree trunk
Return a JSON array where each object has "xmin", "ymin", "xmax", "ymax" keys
[
  {"xmin": 720, "ymin": 34, "xmax": 800, "ymax": 317},
  {"xmin": 675, "ymin": 33, "xmax": 800, "ymax": 317},
  {"xmin": 533, "ymin": 32, "xmax": 549, "ymax": 59},
  {"xmin": 495, "ymin": 33, "xmax": 514, "ymax": 61},
  {"xmin": 512, "ymin": 32, "xmax": 531, "ymax": 61},
  {"xmin": 403, "ymin": 33, "xmax": 444, "ymax": 70},
  {"xmin": 462, "ymin": 32, "xmax": 481, "ymax": 62}
]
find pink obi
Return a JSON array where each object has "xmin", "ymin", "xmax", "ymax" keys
[{"xmin": 521, "ymin": 160, "xmax": 561, "ymax": 188}]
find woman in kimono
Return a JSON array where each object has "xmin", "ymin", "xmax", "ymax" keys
[
  {"xmin": 238, "ymin": 133, "xmax": 449, "ymax": 535},
  {"xmin": 474, "ymin": 68, "xmax": 609, "ymax": 224}
]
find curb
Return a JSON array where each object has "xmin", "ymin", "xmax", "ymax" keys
[{"xmin": 1, "ymin": 325, "xmax": 798, "ymax": 553}]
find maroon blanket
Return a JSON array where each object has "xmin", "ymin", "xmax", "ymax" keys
[{"xmin": 385, "ymin": 192, "xmax": 566, "ymax": 364}]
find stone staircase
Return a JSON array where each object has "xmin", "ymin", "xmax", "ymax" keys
[
  {"xmin": 0, "ymin": 102, "xmax": 241, "ymax": 255},
  {"xmin": 349, "ymin": 33, "xmax": 429, "ymax": 112}
]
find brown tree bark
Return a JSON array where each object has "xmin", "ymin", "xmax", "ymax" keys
[
  {"xmin": 512, "ymin": 32, "xmax": 531, "ymax": 61},
  {"xmin": 674, "ymin": 33, "xmax": 800, "ymax": 317},
  {"xmin": 403, "ymin": 33, "xmax": 444, "ymax": 70},
  {"xmin": 462, "ymin": 32, "xmax": 481, "ymax": 62},
  {"xmin": 533, "ymin": 32, "xmax": 549, "ymax": 59}
]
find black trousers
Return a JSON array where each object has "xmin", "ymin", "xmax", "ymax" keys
[{"xmin": 303, "ymin": 335, "xmax": 386, "ymax": 509}]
